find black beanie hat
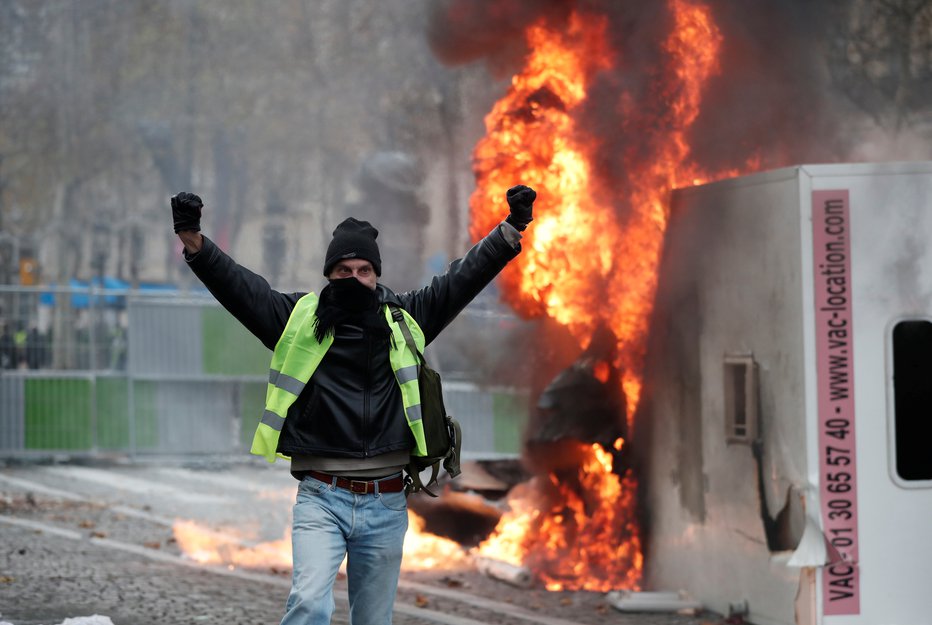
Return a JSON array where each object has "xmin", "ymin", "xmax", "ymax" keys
[{"xmin": 323, "ymin": 217, "xmax": 382, "ymax": 277}]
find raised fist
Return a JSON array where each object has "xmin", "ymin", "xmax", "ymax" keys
[
  {"xmin": 171, "ymin": 192, "xmax": 203, "ymax": 233},
  {"xmin": 505, "ymin": 185, "xmax": 536, "ymax": 231}
]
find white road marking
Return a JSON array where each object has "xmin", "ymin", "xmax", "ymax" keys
[
  {"xmin": 0, "ymin": 474, "xmax": 86, "ymax": 501},
  {"xmin": 0, "ymin": 514, "xmax": 84, "ymax": 540},
  {"xmin": 40, "ymin": 466, "xmax": 234, "ymax": 504},
  {"xmin": 0, "ymin": 473, "xmax": 177, "ymax": 527},
  {"xmin": 152, "ymin": 467, "xmax": 294, "ymax": 499}
]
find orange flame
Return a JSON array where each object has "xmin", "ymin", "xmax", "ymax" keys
[
  {"xmin": 173, "ymin": 510, "xmax": 468, "ymax": 572},
  {"xmin": 173, "ymin": 520, "xmax": 292, "ymax": 569},
  {"xmin": 474, "ymin": 441, "xmax": 641, "ymax": 592},
  {"xmin": 403, "ymin": 510, "xmax": 471, "ymax": 570},
  {"xmin": 471, "ymin": 0, "xmax": 723, "ymax": 415},
  {"xmin": 471, "ymin": 0, "xmax": 724, "ymax": 591}
]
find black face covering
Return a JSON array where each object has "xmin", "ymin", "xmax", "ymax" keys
[
  {"xmin": 326, "ymin": 276, "xmax": 379, "ymax": 312},
  {"xmin": 313, "ymin": 278, "xmax": 388, "ymax": 343}
]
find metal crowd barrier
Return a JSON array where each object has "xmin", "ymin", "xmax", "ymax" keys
[{"xmin": 0, "ymin": 285, "xmax": 527, "ymax": 458}]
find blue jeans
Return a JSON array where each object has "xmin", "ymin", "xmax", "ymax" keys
[{"xmin": 280, "ymin": 474, "xmax": 408, "ymax": 625}]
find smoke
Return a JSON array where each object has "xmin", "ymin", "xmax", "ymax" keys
[
  {"xmin": 423, "ymin": 0, "xmax": 932, "ymax": 402},
  {"xmin": 428, "ymin": 0, "xmax": 929, "ymax": 180},
  {"xmin": 426, "ymin": 0, "xmax": 574, "ymax": 76},
  {"xmin": 685, "ymin": 0, "xmax": 857, "ymax": 170},
  {"xmin": 426, "ymin": 0, "xmax": 932, "ymax": 394}
]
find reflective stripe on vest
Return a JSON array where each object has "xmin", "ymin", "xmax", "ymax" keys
[{"xmin": 251, "ymin": 292, "xmax": 429, "ymax": 463}]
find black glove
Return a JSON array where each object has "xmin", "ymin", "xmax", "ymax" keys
[
  {"xmin": 505, "ymin": 185, "xmax": 536, "ymax": 232},
  {"xmin": 171, "ymin": 192, "xmax": 203, "ymax": 233}
]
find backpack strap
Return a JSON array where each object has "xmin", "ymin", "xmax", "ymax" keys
[
  {"xmin": 404, "ymin": 459, "xmax": 442, "ymax": 497},
  {"xmin": 444, "ymin": 416, "xmax": 462, "ymax": 479},
  {"xmin": 389, "ymin": 304, "xmax": 463, "ymax": 498}
]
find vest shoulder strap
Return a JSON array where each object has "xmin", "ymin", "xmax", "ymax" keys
[
  {"xmin": 387, "ymin": 304, "xmax": 463, "ymax": 497},
  {"xmin": 389, "ymin": 305, "xmax": 423, "ymax": 364}
]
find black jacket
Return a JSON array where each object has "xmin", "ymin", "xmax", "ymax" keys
[{"xmin": 185, "ymin": 223, "xmax": 520, "ymax": 458}]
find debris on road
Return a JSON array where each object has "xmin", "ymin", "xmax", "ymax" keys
[{"xmin": 607, "ymin": 589, "xmax": 703, "ymax": 613}]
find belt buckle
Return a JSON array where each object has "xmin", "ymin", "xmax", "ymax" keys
[{"xmin": 349, "ymin": 480, "xmax": 370, "ymax": 494}]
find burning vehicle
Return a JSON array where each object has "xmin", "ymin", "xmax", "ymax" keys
[
  {"xmin": 451, "ymin": 0, "xmax": 931, "ymax": 621},
  {"xmin": 640, "ymin": 162, "xmax": 932, "ymax": 625}
]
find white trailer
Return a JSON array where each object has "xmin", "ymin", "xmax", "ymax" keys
[{"xmin": 639, "ymin": 162, "xmax": 932, "ymax": 625}]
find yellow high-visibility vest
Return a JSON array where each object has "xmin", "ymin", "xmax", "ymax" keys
[{"xmin": 251, "ymin": 292, "xmax": 428, "ymax": 463}]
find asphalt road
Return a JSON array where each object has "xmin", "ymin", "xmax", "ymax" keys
[{"xmin": 0, "ymin": 458, "xmax": 725, "ymax": 625}]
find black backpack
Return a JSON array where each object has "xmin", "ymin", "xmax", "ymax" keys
[{"xmin": 389, "ymin": 305, "xmax": 462, "ymax": 496}]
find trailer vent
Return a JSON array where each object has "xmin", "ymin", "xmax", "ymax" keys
[
  {"xmin": 724, "ymin": 354, "xmax": 758, "ymax": 444},
  {"xmin": 891, "ymin": 320, "xmax": 932, "ymax": 482}
]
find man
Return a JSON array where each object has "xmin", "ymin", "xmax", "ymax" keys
[{"xmin": 170, "ymin": 184, "xmax": 535, "ymax": 624}]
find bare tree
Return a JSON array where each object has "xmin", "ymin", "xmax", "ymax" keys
[
  {"xmin": 827, "ymin": 0, "xmax": 932, "ymax": 131},
  {"xmin": 1, "ymin": 0, "xmax": 490, "ymax": 288}
]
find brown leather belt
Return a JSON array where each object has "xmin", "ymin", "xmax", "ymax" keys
[{"xmin": 306, "ymin": 470, "xmax": 405, "ymax": 495}]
